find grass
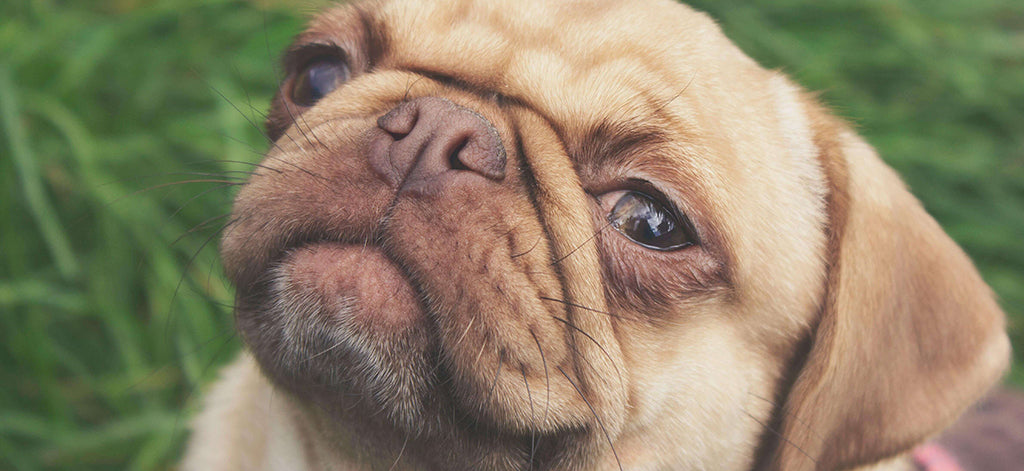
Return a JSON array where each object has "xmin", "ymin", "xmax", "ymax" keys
[{"xmin": 1, "ymin": 0, "xmax": 1022, "ymax": 469}]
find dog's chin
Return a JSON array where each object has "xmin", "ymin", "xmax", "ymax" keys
[{"xmin": 235, "ymin": 242, "xmax": 441, "ymax": 432}]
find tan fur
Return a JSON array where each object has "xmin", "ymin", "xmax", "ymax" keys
[{"xmin": 184, "ymin": 0, "xmax": 1010, "ymax": 470}]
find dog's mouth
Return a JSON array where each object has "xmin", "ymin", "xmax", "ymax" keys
[
  {"xmin": 235, "ymin": 222, "xmax": 591, "ymax": 453},
  {"xmin": 229, "ymin": 174, "xmax": 571, "ymax": 437},
  {"xmin": 279, "ymin": 242, "xmax": 426, "ymax": 331}
]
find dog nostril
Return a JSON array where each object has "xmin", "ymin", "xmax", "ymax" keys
[
  {"xmin": 371, "ymin": 97, "xmax": 507, "ymax": 187},
  {"xmin": 448, "ymin": 138, "xmax": 472, "ymax": 172},
  {"xmin": 377, "ymin": 103, "xmax": 419, "ymax": 139},
  {"xmin": 446, "ymin": 125, "xmax": 506, "ymax": 180}
]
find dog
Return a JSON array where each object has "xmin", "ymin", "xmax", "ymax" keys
[{"xmin": 182, "ymin": 0, "xmax": 1011, "ymax": 469}]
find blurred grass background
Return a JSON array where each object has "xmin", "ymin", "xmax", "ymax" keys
[{"xmin": 0, "ymin": 0, "xmax": 1021, "ymax": 469}]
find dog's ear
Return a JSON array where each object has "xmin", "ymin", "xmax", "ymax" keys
[{"xmin": 766, "ymin": 98, "xmax": 1011, "ymax": 471}]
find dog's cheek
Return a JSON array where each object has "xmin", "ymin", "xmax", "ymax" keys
[
  {"xmin": 222, "ymin": 118, "xmax": 394, "ymax": 286},
  {"xmin": 379, "ymin": 186, "xmax": 599, "ymax": 433}
]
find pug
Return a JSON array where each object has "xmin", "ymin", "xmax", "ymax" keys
[{"xmin": 181, "ymin": 0, "xmax": 1011, "ymax": 470}]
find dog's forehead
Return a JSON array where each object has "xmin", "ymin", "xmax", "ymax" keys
[
  {"xmin": 301, "ymin": 0, "xmax": 794, "ymax": 210},
  {"xmin": 308, "ymin": 0, "xmax": 760, "ymax": 132}
]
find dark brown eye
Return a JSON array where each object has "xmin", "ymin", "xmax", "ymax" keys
[
  {"xmin": 608, "ymin": 191, "xmax": 694, "ymax": 250},
  {"xmin": 291, "ymin": 55, "xmax": 349, "ymax": 106}
]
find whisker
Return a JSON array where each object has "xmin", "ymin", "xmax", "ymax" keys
[
  {"xmin": 653, "ymin": 70, "xmax": 697, "ymax": 115},
  {"xmin": 99, "ymin": 171, "xmax": 249, "ymax": 188},
  {"xmin": 275, "ymin": 89, "xmax": 320, "ymax": 150},
  {"xmin": 170, "ymin": 213, "xmax": 234, "ymax": 247},
  {"xmin": 230, "ymin": 61, "xmax": 269, "ymax": 125},
  {"xmin": 387, "ymin": 433, "xmax": 410, "ymax": 471},
  {"xmin": 550, "ymin": 316, "xmax": 624, "ymax": 391},
  {"xmin": 194, "ymin": 68, "xmax": 309, "ymax": 172},
  {"xmin": 521, "ymin": 367, "xmax": 538, "ymax": 470},
  {"xmin": 550, "ymin": 221, "xmax": 613, "ymax": 266},
  {"xmin": 215, "ymin": 130, "xmax": 279, "ymax": 160},
  {"xmin": 101, "ymin": 179, "xmax": 242, "ymax": 213},
  {"xmin": 511, "ymin": 234, "xmax": 542, "ymax": 259},
  {"xmin": 453, "ymin": 316, "xmax": 477, "ymax": 349},
  {"xmin": 132, "ymin": 178, "xmax": 243, "ymax": 193},
  {"xmin": 472, "ymin": 336, "xmax": 489, "ymax": 368},
  {"xmin": 425, "ymin": 315, "xmax": 477, "ymax": 380},
  {"xmin": 557, "ymin": 366, "xmax": 623, "ymax": 471},
  {"xmin": 200, "ymin": 72, "xmax": 277, "ymax": 143},
  {"xmin": 301, "ymin": 336, "xmax": 349, "ymax": 364},
  {"xmin": 739, "ymin": 408, "xmax": 818, "ymax": 465},
  {"xmin": 165, "ymin": 182, "xmax": 237, "ymax": 221},
  {"xmin": 296, "ymin": 108, "xmax": 330, "ymax": 150},
  {"xmin": 273, "ymin": 157, "xmax": 334, "ymax": 186},
  {"xmin": 221, "ymin": 216, "xmax": 270, "ymax": 259},
  {"xmin": 202, "ymin": 75, "xmax": 278, "ymax": 144},
  {"xmin": 483, "ymin": 354, "xmax": 504, "ymax": 410},
  {"xmin": 539, "ymin": 296, "xmax": 632, "ymax": 322},
  {"xmin": 403, "ymin": 75, "xmax": 428, "ymax": 102},
  {"xmin": 163, "ymin": 216, "xmax": 235, "ymax": 338},
  {"xmin": 530, "ymin": 331, "xmax": 551, "ymax": 425},
  {"xmin": 126, "ymin": 329, "xmax": 236, "ymax": 396},
  {"xmin": 190, "ymin": 158, "xmax": 284, "ymax": 174}
]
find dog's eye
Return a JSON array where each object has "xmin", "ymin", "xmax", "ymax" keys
[
  {"xmin": 608, "ymin": 191, "xmax": 693, "ymax": 250},
  {"xmin": 291, "ymin": 56, "xmax": 349, "ymax": 107}
]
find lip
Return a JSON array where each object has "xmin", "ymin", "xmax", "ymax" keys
[{"xmin": 275, "ymin": 241, "xmax": 427, "ymax": 329}]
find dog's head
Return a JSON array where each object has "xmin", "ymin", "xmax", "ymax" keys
[{"xmin": 220, "ymin": 0, "xmax": 1010, "ymax": 469}]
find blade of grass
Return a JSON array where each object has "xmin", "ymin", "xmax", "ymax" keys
[
  {"xmin": 0, "ymin": 278, "xmax": 87, "ymax": 314},
  {"xmin": 0, "ymin": 65, "xmax": 80, "ymax": 280},
  {"xmin": 41, "ymin": 412, "xmax": 178, "ymax": 465},
  {"xmin": 0, "ymin": 437, "xmax": 35, "ymax": 471}
]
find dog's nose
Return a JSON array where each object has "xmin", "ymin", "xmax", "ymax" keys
[{"xmin": 370, "ymin": 97, "xmax": 506, "ymax": 190}]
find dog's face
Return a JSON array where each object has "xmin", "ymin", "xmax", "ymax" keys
[{"xmin": 220, "ymin": 0, "xmax": 1009, "ymax": 469}]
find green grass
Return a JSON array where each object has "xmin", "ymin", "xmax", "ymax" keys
[{"xmin": 1, "ymin": 0, "xmax": 1022, "ymax": 469}]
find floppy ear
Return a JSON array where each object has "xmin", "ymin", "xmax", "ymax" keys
[{"xmin": 766, "ymin": 100, "xmax": 1011, "ymax": 471}]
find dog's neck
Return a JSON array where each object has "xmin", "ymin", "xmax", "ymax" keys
[
  {"xmin": 271, "ymin": 395, "xmax": 920, "ymax": 471},
  {"xmin": 269, "ymin": 379, "xmax": 605, "ymax": 470},
  {"xmin": 190, "ymin": 354, "xmax": 919, "ymax": 471}
]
